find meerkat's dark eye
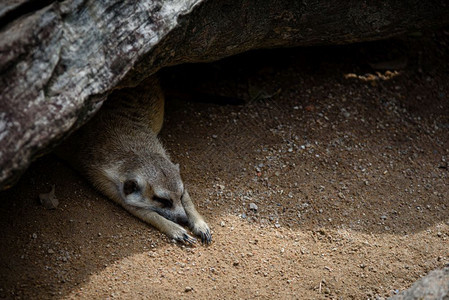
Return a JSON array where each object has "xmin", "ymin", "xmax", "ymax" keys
[
  {"xmin": 152, "ymin": 196, "xmax": 173, "ymax": 208},
  {"xmin": 123, "ymin": 180, "xmax": 139, "ymax": 196}
]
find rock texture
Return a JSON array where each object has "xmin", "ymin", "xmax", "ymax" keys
[
  {"xmin": 0, "ymin": 0, "xmax": 202, "ymax": 189},
  {"xmin": 1, "ymin": 0, "xmax": 449, "ymax": 189},
  {"xmin": 390, "ymin": 267, "xmax": 449, "ymax": 300}
]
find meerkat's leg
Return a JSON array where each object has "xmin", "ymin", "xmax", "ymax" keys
[
  {"xmin": 182, "ymin": 190, "xmax": 212, "ymax": 244},
  {"xmin": 125, "ymin": 205, "xmax": 197, "ymax": 244}
]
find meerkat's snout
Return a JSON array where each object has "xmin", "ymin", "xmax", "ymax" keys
[
  {"xmin": 117, "ymin": 158, "xmax": 189, "ymax": 225},
  {"xmin": 121, "ymin": 178, "xmax": 189, "ymax": 224}
]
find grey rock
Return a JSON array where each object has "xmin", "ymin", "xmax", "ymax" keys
[
  {"xmin": 249, "ymin": 203, "xmax": 258, "ymax": 211},
  {"xmin": 1, "ymin": 0, "xmax": 449, "ymax": 190},
  {"xmin": 1, "ymin": 0, "xmax": 201, "ymax": 189},
  {"xmin": 390, "ymin": 267, "xmax": 449, "ymax": 300}
]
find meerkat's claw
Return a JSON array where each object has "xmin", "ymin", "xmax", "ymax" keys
[
  {"xmin": 191, "ymin": 220, "xmax": 212, "ymax": 245},
  {"xmin": 199, "ymin": 228, "xmax": 212, "ymax": 245},
  {"xmin": 169, "ymin": 225, "xmax": 197, "ymax": 244},
  {"xmin": 182, "ymin": 233, "xmax": 197, "ymax": 245}
]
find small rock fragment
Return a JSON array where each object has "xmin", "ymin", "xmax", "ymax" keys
[
  {"xmin": 341, "ymin": 108, "xmax": 351, "ymax": 118},
  {"xmin": 249, "ymin": 203, "xmax": 258, "ymax": 211},
  {"xmin": 305, "ymin": 105, "xmax": 315, "ymax": 112},
  {"xmin": 185, "ymin": 286, "xmax": 193, "ymax": 292},
  {"xmin": 39, "ymin": 185, "xmax": 59, "ymax": 209}
]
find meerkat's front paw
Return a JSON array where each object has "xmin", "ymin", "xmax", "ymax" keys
[
  {"xmin": 191, "ymin": 220, "xmax": 212, "ymax": 245},
  {"xmin": 167, "ymin": 224, "xmax": 197, "ymax": 245}
]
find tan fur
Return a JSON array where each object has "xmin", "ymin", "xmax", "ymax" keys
[{"xmin": 57, "ymin": 76, "xmax": 211, "ymax": 244}]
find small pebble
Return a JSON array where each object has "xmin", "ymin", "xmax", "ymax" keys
[
  {"xmin": 185, "ymin": 286, "xmax": 193, "ymax": 292},
  {"xmin": 249, "ymin": 203, "xmax": 258, "ymax": 211},
  {"xmin": 341, "ymin": 108, "xmax": 351, "ymax": 118}
]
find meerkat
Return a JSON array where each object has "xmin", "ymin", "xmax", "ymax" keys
[{"xmin": 57, "ymin": 76, "xmax": 211, "ymax": 244}]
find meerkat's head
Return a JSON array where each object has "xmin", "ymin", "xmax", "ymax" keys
[{"xmin": 98, "ymin": 152, "xmax": 188, "ymax": 224}]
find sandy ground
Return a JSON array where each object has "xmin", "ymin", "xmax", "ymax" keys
[{"xmin": 1, "ymin": 29, "xmax": 448, "ymax": 299}]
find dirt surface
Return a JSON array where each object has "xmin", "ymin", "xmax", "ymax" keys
[{"xmin": 1, "ymin": 29, "xmax": 448, "ymax": 299}]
